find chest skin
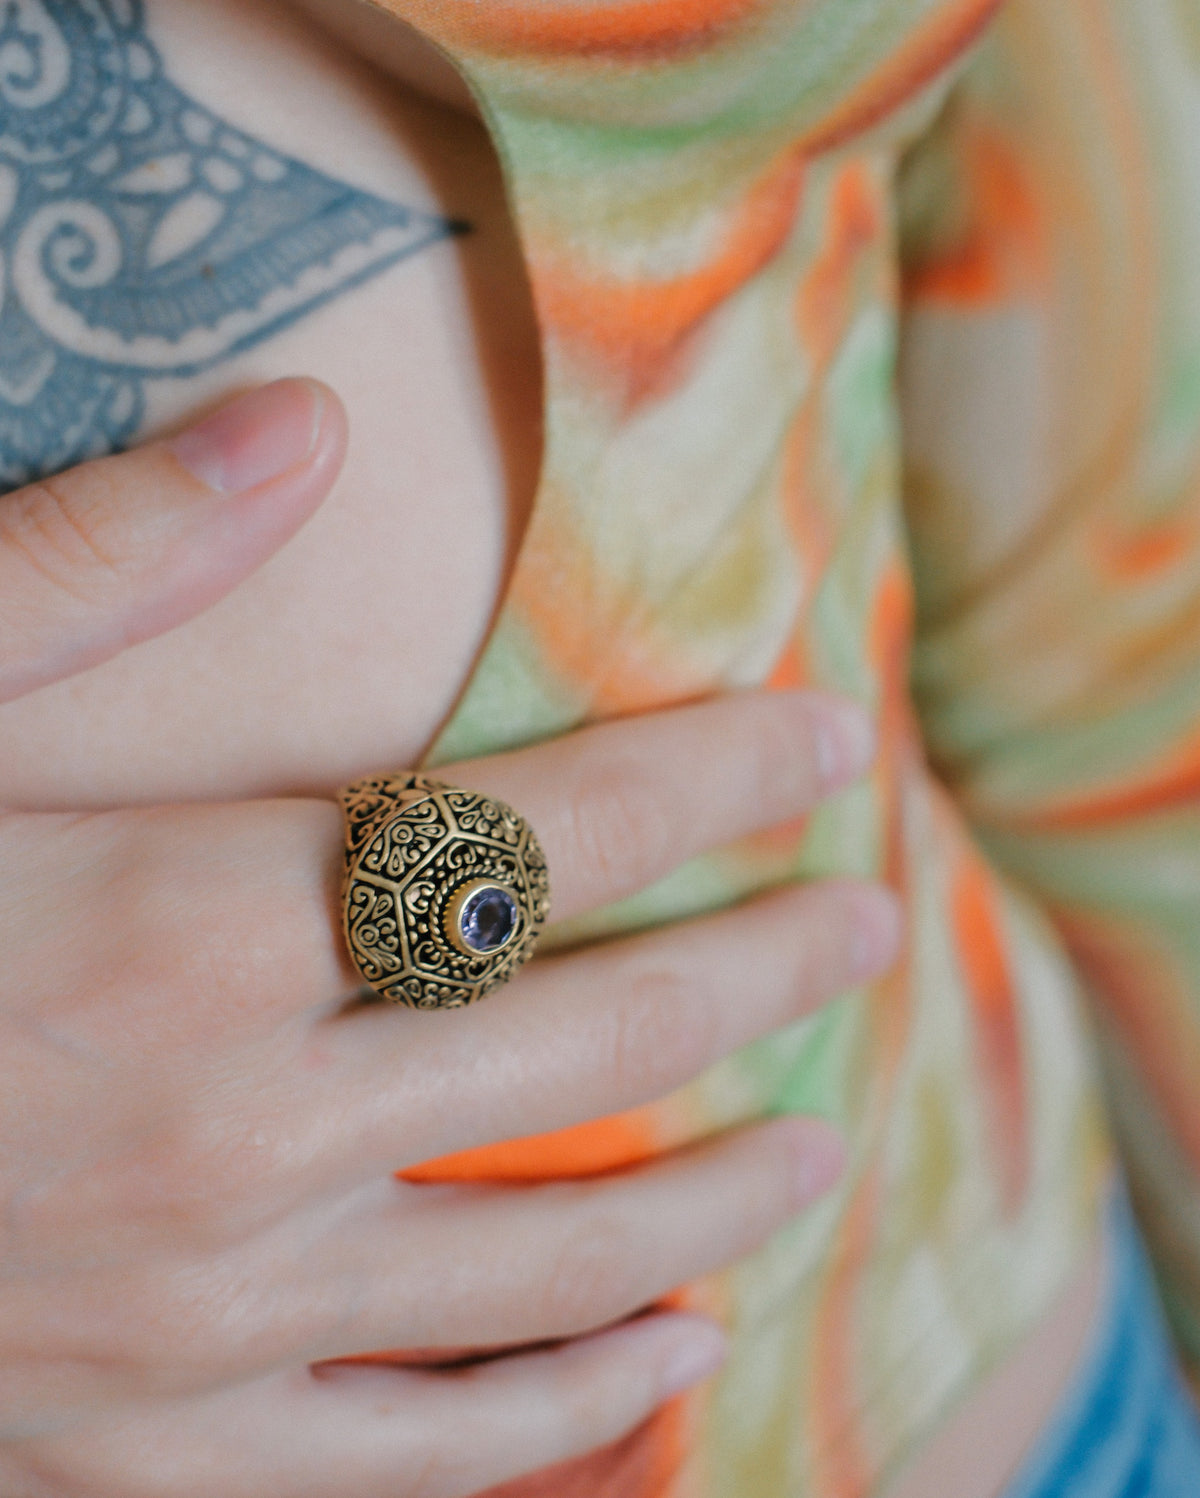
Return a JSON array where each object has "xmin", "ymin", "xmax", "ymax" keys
[{"xmin": 0, "ymin": 0, "xmax": 543, "ymax": 810}]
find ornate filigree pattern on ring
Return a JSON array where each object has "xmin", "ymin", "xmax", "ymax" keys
[{"xmin": 339, "ymin": 774, "xmax": 550, "ymax": 1010}]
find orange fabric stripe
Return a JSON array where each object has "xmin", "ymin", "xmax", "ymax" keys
[
  {"xmin": 1014, "ymin": 721, "xmax": 1200, "ymax": 830},
  {"xmin": 403, "ymin": 1109, "xmax": 662, "ymax": 1184},
  {"xmin": 529, "ymin": 146, "xmax": 807, "ymax": 382},
  {"xmin": 782, "ymin": 160, "xmax": 886, "ymax": 589},
  {"xmin": 799, "ymin": 0, "xmax": 1008, "ymax": 159},
  {"xmin": 949, "ymin": 838, "xmax": 1029, "ymax": 1215},
  {"xmin": 903, "ymin": 119, "xmax": 1050, "ymax": 308},
  {"xmin": 504, "ymin": 494, "xmax": 715, "ymax": 716},
  {"xmin": 384, "ymin": 0, "xmax": 766, "ymax": 59},
  {"xmin": 807, "ymin": 565, "xmax": 917, "ymax": 1498},
  {"xmin": 1092, "ymin": 507, "xmax": 1200, "ymax": 583},
  {"xmin": 870, "ymin": 563, "xmax": 915, "ymax": 700},
  {"xmin": 767, "ymin": 638, "xmax": 807, "ymax": 692},
  {"xmin": 797, "ymin": 162, "xmax": 885, "ymax": 362}
]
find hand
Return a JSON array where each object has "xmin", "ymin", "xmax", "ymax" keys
[{"xmin": 0, "ymin": 399, "xmax": 901, "ymax": 1497}]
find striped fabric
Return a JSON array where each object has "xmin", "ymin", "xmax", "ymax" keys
[{"xmin": 367, "ymin": 1, "xmax": 1200, "ymax": 1493}]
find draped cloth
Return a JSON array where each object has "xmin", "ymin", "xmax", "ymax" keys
[{"xmin": 366, "ymin": 2, "xmax": 1200, "ymax": 1492}]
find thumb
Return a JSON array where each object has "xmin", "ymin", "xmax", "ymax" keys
[{"xmin": 0, "ymin": 379, "xmax": 347, "ymax": 705}]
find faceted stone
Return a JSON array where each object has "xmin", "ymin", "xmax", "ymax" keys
[{"xmin": 459, "ymin": 885, "xmax": 518, "ymax": 953}]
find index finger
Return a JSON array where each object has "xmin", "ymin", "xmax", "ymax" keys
[{"xmin": 435, "ymin": 688, "xmax": 874, "ymax": 924}]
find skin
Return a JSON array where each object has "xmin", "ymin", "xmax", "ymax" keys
[
  {"xmin": 0, "ymin": 0, "xmax": 543, "ymax": 807},
  {"xmin": 0, "ymin": 380, "xmax": 900, "ymax": 1494},
  {"xmin": 0, "ymin": 0, "xmax": 1103, "ymax": 1490}
]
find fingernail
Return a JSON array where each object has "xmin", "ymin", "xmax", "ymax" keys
[
  {"xmin": 659, "ymin": 1325, "xmax": 729, "ymax": 1399},
  {"xmin": 785, "ymin": 1121, "xmax": 848, "ymax": 1210},
  {"xmin": 169, "ymin": 380, "xmax": 323, "ymax": 495},
  {"xmin": 815, "ymin": 700, "xmax": 876, "ymax": 788},
  {"xmin": 849, "ymin": 886, "xmax": 903, "ymax": 982}
]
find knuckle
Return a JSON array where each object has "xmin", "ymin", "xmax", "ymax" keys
[
  {"xmin": 117, "ymin": 1268, "xmax": 258, "ymax": 1389},
  {"xmin": 55, "ymin": 812, "xmax": 189, "ymax": 989},
  {"xmin": 77, "ymin": 808, "xmax": 283, "ymax": 1033},
  {"xmin": 134, "ymin": 1114, "xmax": 282, "ymax": 1251},
  {"xmin": 5, "ymin": 810, "xmax": 204, "ymax": 1046},
  {"xmin": 65, "ymin": 1265, "xmax": 219, "ymax": 1393},
  {"xmin": 568, "ymin": 762, "xmax": 673, "ymax": 897},
  {"xmin": 609, "ymin": 959, "xmax": 716, "ymax": 1102},
  {"xmin": 541, "ymin": 1212, "xmax": 641, "ymax": 1334},
  {"xmin": 0, "ymin": 471, "xmax": 125, "ymax": 608},
  {"xmin": 110, "ymin": 817, "xmax": 208, "ymax": 956},
  {"xmin": 126, "ymin": 1227, "xmax": 311, "ymax": 1387}
]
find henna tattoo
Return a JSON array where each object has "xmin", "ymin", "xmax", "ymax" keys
[{"xmin": 0, "ymin": 0, "xmax": 465, "ymax": 491}]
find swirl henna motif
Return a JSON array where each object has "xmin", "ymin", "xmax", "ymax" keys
[
  {"xmin": 339, "ymin": 774, "xmax": 551, "ymax": 1010},
  {"xmin": 0, "ymin": 0, "xmax": 464, "ymax": 490},
  {"xmin": 0, "ymin": 0, "xmax": 127, "ymax": 165}
]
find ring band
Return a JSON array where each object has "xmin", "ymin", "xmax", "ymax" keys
[{"xmin": 339, "ymin": 773, "xmax": 550, "ymax": 1009}]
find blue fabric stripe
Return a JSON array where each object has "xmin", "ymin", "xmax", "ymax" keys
[{"xmin": 1003, "ymin": 1194, "xmax": 1200, "ymax": 1498}]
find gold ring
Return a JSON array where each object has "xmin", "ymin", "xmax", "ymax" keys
[{"xmin": 339, "ymin": 774, "xmax": 550, "ymax": 1009}]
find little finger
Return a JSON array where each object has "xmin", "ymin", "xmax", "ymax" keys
[
  {"xmin": 16, "ymin": 1315, "xmax": 726, "ymax": 1498},
  {"xmin": 302, "ymin": 1117, "xmax": 842, "ymax": 1360}
]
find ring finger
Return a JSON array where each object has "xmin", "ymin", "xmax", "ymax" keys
[{"xmin": 23, "ymin": 1313, "xmax": 729, "ymax": 1498}]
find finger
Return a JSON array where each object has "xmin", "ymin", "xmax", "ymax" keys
[
  {"xmin": 304, "ymin": 1314, "xmax": 726, "ymax": 1498},
  {"xmin": 437, "ymin": 686, "xmax": 875, "ymax": 922},
  {"xmin": 0, "ymin": 379, "xmax": 347, "ymax": 703},
  {"xmin": 7, "ymin": 688, "xmax": 875, "ymax": 1041},
  {"xmin": 301, "ymin": 1118, "xmax": 842, "ymax": 1359},
  {"xmin": 25, "ymin": 1315, "xmax": 726, "ymax": 1498},
  {"xmin": 309, "ymin": 1315, "xmax": 725, "ymax": 1498},
  {"xmin": 72, "ymin": 1123, "xmax": 830, "ymax": 1389},
  {"xmin": 309, "ymin": 878, "xmax": 900, "ymax": 1177},
  {"xmin": 0, "ymin": 803, "xmax": 890, "ymax": 1274}
]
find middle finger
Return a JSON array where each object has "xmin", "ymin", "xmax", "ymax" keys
[{"xmin": 299, "ymin": 876, "xmax": 899, "ymax": 1182}]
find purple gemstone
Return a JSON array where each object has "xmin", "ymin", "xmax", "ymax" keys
[{"xmin": 459, "ymin": 885, "xmax": 518, "ymax": 954}]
